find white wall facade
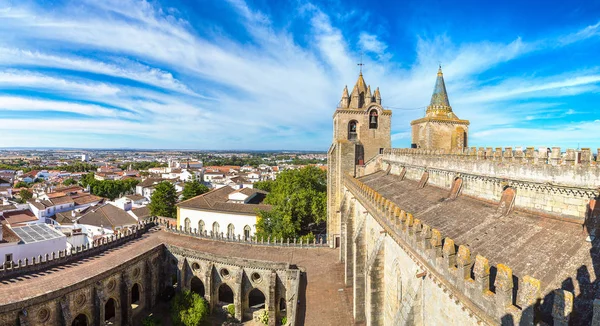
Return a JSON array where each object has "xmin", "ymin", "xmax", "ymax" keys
[
  {"xmin": 178, "ymin": 208, "xmax": 257, "ymax": 239},
  {"xmin": 0, "ymin": 235, "xmax": 67, "ymax": 265}
]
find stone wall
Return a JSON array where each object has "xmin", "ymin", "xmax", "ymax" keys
[
  {"xmin": 166, "ymin": 244, "xmax": 300, "ymax": 326},
  {"xmin": 339, "ymin": 172, "xmax": 600, "ymax": 325},
  {"xmin": 328, "ymin": 105, "xmax": 391, "ymax": 246},
  {"xmin": 411, "ymin": 121, "xmax": 469, "ymax": 151},
  {"xmin": 0, "ymin": 246, "xmax": 162, "ymax": 326},
  {"xmin": 340, "ymin": 175, "xmax": 519, "ymax": 324},
  {"xmin": 0, "ymin": 222, "xmax": 304, "ymax": 326},
  {"xmin": 382, "ymin": 148, "xmax": 600, "ymax": 221}
]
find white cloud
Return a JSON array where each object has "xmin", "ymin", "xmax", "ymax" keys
[
  {"xmin": 0, "ymin": 96, "xmax": 135, "ymax": 118},
  {"xmin": 0, "ymin": 0, "xmax": 598, "ymax": 149},
  {"xmin": 359, "ymin": 32, "xmax": 388, "ymax": 58}
]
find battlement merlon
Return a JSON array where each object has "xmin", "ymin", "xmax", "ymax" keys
[
  {"xmin": 342, "ymin": 173, "xmax": 551, "ymax": 324},
  {"xmin": 380, "ymin": 147, "xmax": 600, "ymax": 189}
]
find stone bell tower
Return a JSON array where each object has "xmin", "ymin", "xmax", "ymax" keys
[
  {"xmin": 327, "ymin": 72, "xmax": 391, "ymax": 247},
  {"xmin": 411, "ymin": 66, "xmax": 470, "ymax": 151}
]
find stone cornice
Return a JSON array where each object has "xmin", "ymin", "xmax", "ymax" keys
[
  {"xmin": 391, "ymin": 161, "xmax": 599, "ymax": 198},
  {"xmin": 410, "ymin": 116, "xmax": 470, "ymax": 125}
]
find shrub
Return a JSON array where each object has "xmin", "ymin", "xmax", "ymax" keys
[
  {"xmin": 257, "ymin": 310, "xmax": 269, "ymax": 325},
  {"xmin": 281, "ymin": 316, "xmax": 287, "ymax": 325},
  {"xmin": 227, "ymin": 304, "xmax": 235, "ymax": 316},
  {"xmin": 142, "ymin": 315, "xmax": 160, "ymax": 326},
  {"xmin": 170, "ymin": 290, "xmax": 209, "ymax": 326}
]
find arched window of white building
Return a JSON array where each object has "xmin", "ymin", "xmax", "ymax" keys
[
  {"xmin": 198, "ymin": 220, "xmax": 205, "ymax": 233},
  {"xmin": 244, "ymin": 225, "xmax": 251, "ymax": 240},
  {"xmin": 227, "ymin": 224, "xmax": 235, "ymax": 238},
  {"xmin": 184, "ymin": 218, "xmax": 191, "ymax": 232},
  {"xmin": 212, "ymin": 222, "xmax": 220, "ymax": 235}
]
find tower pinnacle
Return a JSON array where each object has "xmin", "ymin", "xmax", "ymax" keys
[{"xmin": 426, "ymin": 65, "xmax": 452, "ymax": 117}]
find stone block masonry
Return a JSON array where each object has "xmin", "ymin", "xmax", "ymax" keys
[{"xmin": 382, "ymin": 148, "xmax": 600, "ymax": 221}]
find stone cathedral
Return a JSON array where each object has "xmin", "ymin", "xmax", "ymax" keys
[{"xmin": 328, "ymin": 68, "xmax": 600, "ymax": 325}]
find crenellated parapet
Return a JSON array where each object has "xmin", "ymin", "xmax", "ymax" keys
[
  {"xmin": 160, "ymin": 219, "xmax": 327, "ymax": 248},
  {"xmin": 384, "ymin": 146, "xmax": 599, "ymax": 169},
  {"xmin": 0, "ymin": 219, "xmax": 158, "ymax": 280},
  {"xmin": 342, "ymin": 173, "xmax": 576, "ymax": 324},
  {"xmin": 380, "ymin": 147, "xmax": 600, "ymax": 221}
]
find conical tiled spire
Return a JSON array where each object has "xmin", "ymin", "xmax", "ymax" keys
[{"xmin": 426, "ymin": 66, "xmax": 453, "ymax": 117}]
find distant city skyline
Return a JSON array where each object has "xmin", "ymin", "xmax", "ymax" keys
[{"xmin": 1, "ymin": 0, "xmax": 600, "ymax": 150}]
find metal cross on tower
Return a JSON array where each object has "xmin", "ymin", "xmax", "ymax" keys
[{"xmin": 357, "ymin": 53, "xmax": 364, "ymax": 73}]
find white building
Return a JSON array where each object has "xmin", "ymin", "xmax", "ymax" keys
[
  {"xmin": 177, "ymin": 187, "xmax": 271, "ymax": 240},
  {"xmin": 0, "ymin": 223, "xmax": 67, "ymax": 265}
]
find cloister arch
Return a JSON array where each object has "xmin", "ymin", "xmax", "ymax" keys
[
  {"xmin": 190, "ymin": 276, "xmax": 205, "ymax": 297},
  {"xmin": 104, "ymin": 298, "xmax": 117, "ymax": 323},
  {"xmin": 131, "ymin": 283, "xmax": 141, "ymax": 310},
  {"xmin": 71, "ymin": 314, "xmax": 88, "ymax": 326},
  {"xmin": 218, "ymin": 283, "xmax": 234, "ymax": 304},
  {"xmin": 244, "ymin": 288, "xmax": 266, "ymax": 321}
]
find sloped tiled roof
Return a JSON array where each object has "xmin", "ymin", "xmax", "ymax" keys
[
  {"xmin": 137, "ymin": 178, "xmax": 163, "ymax": 188},
  {"xmin": 77, "ymin": 204, "xmax": 137, "ymax": 228},
  {"xmin": 131, "ymin": 206, "xmax": 150, "ymax": 220},
  {"xmin": 177, "ymin": 186, "xmax": 271, "ymax": 215},
  {"xmin": 49, "ymin": 196, "xmax": 75, "ymax": 206},
  {"xmin": 126, "ymin": 194, "xmax": 145, "ymax": 201}
]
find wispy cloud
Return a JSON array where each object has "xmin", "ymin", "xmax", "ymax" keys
[{"xmin": 0, "ymin": 0, "xmax": 598, "ymax": 149}]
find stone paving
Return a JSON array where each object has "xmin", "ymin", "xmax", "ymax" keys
[{"xmin": 0, "ymin": 228, "xmax": 355, "ymax": 325}]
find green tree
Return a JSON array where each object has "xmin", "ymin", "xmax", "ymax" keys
[
  {"xmin": 253, "ymin": 180, "xmax": 273, "ymax": 193},
  {"xmin": 256, "ymin": 166, "xmax": 326, "ymax": 239},
  {"xmin": 78, "ymin": 173, "xmax": 139, "ymax": 200},
  {"xmin": 14, "ymin": 181, "xmax": 28, "ymax": 188},
  {"xmin": 170, "ymin": 290, "xmax": 209, "ymax": 326},
  {"xmin": 149, "ymin": 182, "xmax": 177, "ymax": 218},
  {"xmin": 18, "ymin": 189, "xmax": 32, "ymax": 203},
  {"xmin": 181, "ymin": 181, "xmax": 209, "ymax": 201},
  {"xmin": 62, "ymin": 178, "xmax": 76, "ymax": 186}
]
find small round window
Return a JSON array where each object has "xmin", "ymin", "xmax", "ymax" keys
[
  {"xmin": 251, "ymin": 272, "xmax": 262, "ymax": 283},
  {"xmin": 220, "ymin": 268, "xmax": 230, "ymax": 279}
]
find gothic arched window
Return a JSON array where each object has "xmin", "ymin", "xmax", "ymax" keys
[
  {"xmin": 198, "ymin": 220, "xmax": 205, "ymax": 234},
  {"xmin": 348, "ymin": 120, "xmax": 358, "ymax": 140},
  {"xmin": 369, "ymin": 109, "xmax": 378, "ymax": 129},
  {"xmin": 212, "ymin": 222, "xmax": 220, "ymax": 235},
  {"xmin": 184, "ymin": 218, "xmax": 191, "ymax": 232}
]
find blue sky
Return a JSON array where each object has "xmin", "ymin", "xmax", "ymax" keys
[{"xmin": 0, "ymin": 0, "xmax": 600, "ymax": 150}]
